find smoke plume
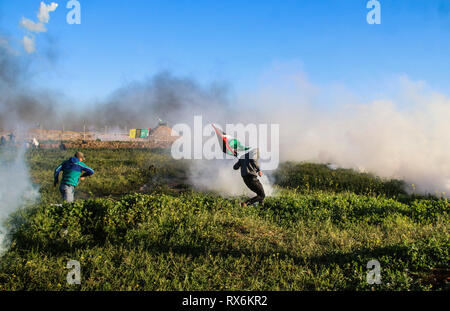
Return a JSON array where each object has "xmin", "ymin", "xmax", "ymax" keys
[
  {"xmin": 0, "ymin": 35, "xmax": 60, "ymax": 131},
  {"xmin": 0, "ymin": 147, "xmax": 39, "ymax": 252},
  {"xmin": 84, "ymin": 71, "xmax": 232, "ymax": 129},
  {"xmin": 188, "ymin": 160, "xmax": 274, "ymax": 198},
  {"xmin": 237, "ymin": 68, "xmax": 450, "ymax": 196}
]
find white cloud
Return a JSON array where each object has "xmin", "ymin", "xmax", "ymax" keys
[
  {"xmin": 20, "ymin": 17, "xmax": 47, "ymax": 33},
  {"xmin": 37, "ymin": 2, "xmax": 59, "ymax": 23},
  {"xmin": 20, "ymin": 1, "xmax": 59, "ymax": 54},
  {"xmin": 22, "ymin": 35, "xmax": 36, "ymax": 54}
]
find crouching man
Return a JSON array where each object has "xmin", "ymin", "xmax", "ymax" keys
[
  {"xmin": 54, "ymin": 151, "xmax": 94, "ymax": 202},
  {"xmin": 233, "ymin": 149, "xmax": 265, "ymax": 207}
]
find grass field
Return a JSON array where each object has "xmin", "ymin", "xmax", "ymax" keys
[{"xmin": 0, "ymin": 148, "xmax": 448, "ymax": 291}]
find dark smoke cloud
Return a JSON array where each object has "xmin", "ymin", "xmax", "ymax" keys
[
  {"xmin": 2, "ymin": 35, "xmax": 229, "ymax": 131},
  {"xmin": 85, "ymin": 71, "xmax": 231, "ymax": 129}
]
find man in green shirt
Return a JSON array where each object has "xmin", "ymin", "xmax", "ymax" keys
[{"xmin": 54, "ymin": 151, "xmax": 95, "ymax": 202}]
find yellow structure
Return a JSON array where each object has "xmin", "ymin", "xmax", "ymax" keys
[{"xmin": 129, "ymin": 129, "xmax": 136, "ymax": 138}]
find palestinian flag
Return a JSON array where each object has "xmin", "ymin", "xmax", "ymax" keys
[{"xmin": 212, "ymin": 124, "xmax": 251, "ymax": 157}]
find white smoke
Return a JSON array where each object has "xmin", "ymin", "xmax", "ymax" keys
[
  {"xmin": 184, "ymin": 64, "xmax": 450, "ymax": 198},
  {"xmin": 0, "ymin": 147, "xmax": 39, "ymax": 252},
  {"xmin": 238, "ymin": 66, "xmax": 450, "ymax": 196},
  {"xmin": 189, "ymin": 160, "xmax": 248, "ymax": 196},
  {"xmin": 188, "ymin": 160, "xmax": 274, "ymax": 198}
]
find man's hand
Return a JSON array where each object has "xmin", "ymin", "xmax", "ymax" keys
[
  {"xmin": 80, "ymin": 177, "xmax": 86, "ymax": 181},
  {"xmin": 258, "ymin": 171, "xmax": 263, "ymax": 177}
]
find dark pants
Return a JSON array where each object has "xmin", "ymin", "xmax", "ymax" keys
[{"xmin": 243, "ymin": 175, "xmax": 265, "ymax": 205}]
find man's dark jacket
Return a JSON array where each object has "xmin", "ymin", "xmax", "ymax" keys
[{"xmin": 233, "ymin": 154, "xmax": 261, "ymax": 177}]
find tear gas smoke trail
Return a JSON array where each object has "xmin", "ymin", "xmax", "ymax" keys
[
  {"xmin": 239, "ymin": 69, "xmax": 450, "ymax": 196},
  {"xmin": 0, "ymin": 147, "xmax": 39, "ymax": 252},
  {"xmin": 188, "ymin": 160, "xmax": 275, "ymax": 198}
]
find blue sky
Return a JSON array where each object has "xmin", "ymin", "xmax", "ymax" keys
[{"xmin": 1, "ymin": 0, "xmax": 450, "ymax": 105}]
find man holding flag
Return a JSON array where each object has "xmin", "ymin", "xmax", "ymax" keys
[
  {"xmin": 233, "ymin": 148, "xmax": 265, "ymax": 207},
  {"xmin": 212, "ymin": 124, "xmax": 265, "ymax": 207}
]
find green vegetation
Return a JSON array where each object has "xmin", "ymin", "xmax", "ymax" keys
[
  {"xmin": 0, "ymin": 149, "xmax": 448, "ymax": 291},
  {"xmin": 274, "ymin": 162, "xmax": 407, "ymax": 197},
  {"xmin": 26, "ymin": 148, "xmax": 189, "ymax": 202}
]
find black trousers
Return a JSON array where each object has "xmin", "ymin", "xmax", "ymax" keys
[{"xmin": 243, "ymin": 175, "xmax": 265, "ymax": 205}]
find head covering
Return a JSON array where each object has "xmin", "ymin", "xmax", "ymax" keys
[{"xmin": 74, "ymin": 151, "xmax": 85, "ymax": 160}]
